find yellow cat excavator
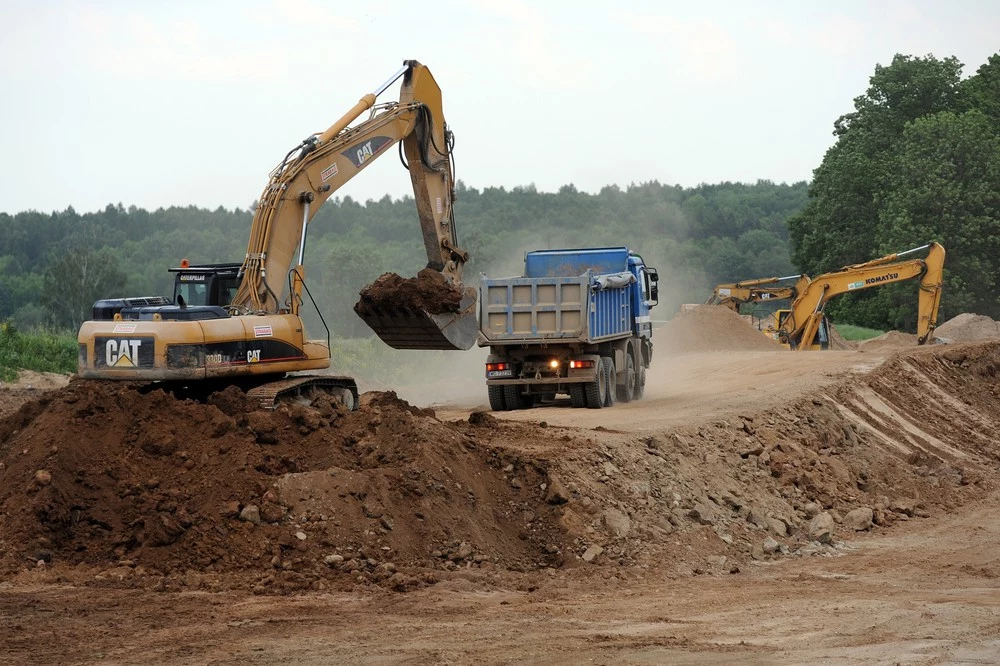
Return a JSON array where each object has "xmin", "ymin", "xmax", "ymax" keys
[
  {"xmin": 774, "ymin": 242, "xmax": 946, "ymax": 351},
  {"xmin": 706, "ymin": 274, "xmax": 810, "ymax": 312},
  {"xmin": 77, "ymin": 60, "xmax": 477, "ymax": 408}
]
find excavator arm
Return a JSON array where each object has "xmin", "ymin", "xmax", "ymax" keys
[
  {"xmin": 232, "ymin": 60, "xmax": 473, "ymax": 349},
  {"xmin": 707, "ymin": 274, "xmax": 808, "ymax": 312},
  {"xmin": 778, "ymin": 242, "xmax": 946, "ymax": 350}
]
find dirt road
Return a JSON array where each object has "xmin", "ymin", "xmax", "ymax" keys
[
  {"xmin": 3, "ymin": 492, "xmax": 998, "ymax": 664},
  {"xmin": 435, "ymin": 349, "xmax": 887, "ymax": 431},
  {"xmin": 1, "ymin": 342, "xmax": 999, "ymax": 664}
]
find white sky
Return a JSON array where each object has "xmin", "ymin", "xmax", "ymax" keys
[{"xmin": 1, "ymin": 0, "xmax": 997, "ymax": 215}]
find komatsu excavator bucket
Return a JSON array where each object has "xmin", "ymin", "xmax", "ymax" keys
[{"xmin": 355, "ymin": 286, "xmax": 478, "ymax": 350}]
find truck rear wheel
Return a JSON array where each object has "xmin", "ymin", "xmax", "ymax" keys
[
  {"xmin": 488, "ymin": 385, "xmax": 507, "ymax": 411},
  {"xmin": 635, "ymin": 362, "xmax": 646, "ymax": 399},
  {"xmin": 617, "ymin": 353, "xmax": 636, "ymax": 403},
  {"xmin": 602, "ymin": 357, "xmax": 617, "ymax": 407},
  {"xmin": 584, "ymin": 359, "xmax": 607, "ymax": 409},
  {"xmin": 503, "ymin": 384, "xmax": 532, "ymax": 410},
  {"xmin": 569, "ymin": 384, "xmax": 587, "ymax": 408}
]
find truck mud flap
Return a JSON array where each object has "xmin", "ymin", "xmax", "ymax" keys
[{"xmin": 355, "ymin": 288, "xmax": 478, "ymax": 350}]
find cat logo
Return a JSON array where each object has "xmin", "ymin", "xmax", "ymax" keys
[
  {"xmin": 106, "ymin": 339, "xmax": 142, "ymax": 367},
  {"xmin": 356, "ymin": 141, "xmax": 374, "ymax": 166},
  {"xmin": 247, "ymin": 349, "xmax": 261, "ymax": 363},
  {"xmin": 342, "ymin": 136, "xmax": 392, "ymax": 168}
]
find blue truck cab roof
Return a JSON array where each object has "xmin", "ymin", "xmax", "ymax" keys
[{"xmin": 524, "ymin": 247, "xmax": 639, "ymax": 278}]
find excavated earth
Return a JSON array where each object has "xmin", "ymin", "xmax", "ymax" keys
[
  {"xmin": 2, "ymin": 311, "xmax": 1000, "ymax": 663},
  {"xmin": 355, "ymin": 268, "xmax": 469, "ymax": 316}
]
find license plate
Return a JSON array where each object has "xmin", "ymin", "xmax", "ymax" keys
[{"xmin": 487, "ymin": 369, "xmax": 513, "ymax": 378}]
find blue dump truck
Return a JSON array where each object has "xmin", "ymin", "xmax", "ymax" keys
[{"xmin": 478, "ymin": 247, "xmax": 659, "ymax": 410}]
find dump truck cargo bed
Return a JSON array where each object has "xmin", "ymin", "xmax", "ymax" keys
[{"xmin": 479, "ymin": 270, "xmax": 634, "ymax": 344}]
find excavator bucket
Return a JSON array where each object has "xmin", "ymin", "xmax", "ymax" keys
[{"xmin": 355, "ymin": 286, "xmax": 478, "ymax": 350}]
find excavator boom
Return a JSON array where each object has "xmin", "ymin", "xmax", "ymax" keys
[
  {"xmin": 707, "ymin": 274, "xmax": 808, "ymax": 312},
  {"xmin": 234, "ymin": 60, "xmax": 474, "ymax": 350},
  {"xmin": 778, "ymin": 242, "xmax": 946, "ymax": 350}
]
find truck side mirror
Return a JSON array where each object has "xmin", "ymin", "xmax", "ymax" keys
[{"xmin": 647, "ymin": 269, "xmax": 659, "ymax": 306}]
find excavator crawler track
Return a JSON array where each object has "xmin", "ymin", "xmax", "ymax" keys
[{"xmin": 245, "ymin": 375, "xmax": 359, "ymax": 411}]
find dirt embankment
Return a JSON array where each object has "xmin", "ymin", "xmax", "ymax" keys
[{"xmin": 2, "ymin": 341, "xmax": 999, "ymax": 595}]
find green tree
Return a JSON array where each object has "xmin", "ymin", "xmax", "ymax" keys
[
  {"xmin": 789, "ymin": 54, "xmax": 965, "ymax": 276},
  {"xmin": 42, "ymin": 248, "xmax": 127, "ymax": 329}
]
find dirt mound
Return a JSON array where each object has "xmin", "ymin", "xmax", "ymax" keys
[
  {"xmin": 857, "ymin": 330, "xmax": 918, "ymax": 350},
  {"xmin": 827, "ymin": 322, "xmax": 855, "ymax": 350},
  {"xmin": 0, "ymin": 382, "xmax": 569, "ymax": 593},
  {"xmin": 660, "ymin": 305, "xmax": 783, "ymax": 352},
  {"xmin": 355, "ymin": 268, "xmax": 467, "ymax": 316},
  {"xmin": 935, "ymin": 313, "xmax": 1000, "ymax": 342}
]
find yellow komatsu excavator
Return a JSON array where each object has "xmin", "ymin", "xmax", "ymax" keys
[
  {"xmin": 774, "ymin": 242, "xmax": 946, "ymax": 351},
  {"xmin": 706, "ymin": 274, "xmax": 810, "ymax": 312},
  {"xmin": 77, "ymin": 60, "xmax": 477, "ymax": 408}
]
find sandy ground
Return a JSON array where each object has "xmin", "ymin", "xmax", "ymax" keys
[
  {"xmin": 3, "ymin": 488, "xmax": 998, "ymax": 664},
  {"xmin": 435, "ymin": 350, "xmax": 887, "ymax": 432},
  {"xmin": 2, "ymin": 340, "xmax": 1000, "ymax": 664}
]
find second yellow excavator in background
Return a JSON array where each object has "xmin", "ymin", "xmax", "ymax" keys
[
  {"xmin": 706, "ymin": 274, "xmax": 809, "ymax": 312},
  {"xmin": 702, "ymin": 242, "xmax": 946, "ymax": 351},
  {"xmin": 77, "ymin": 60, "xmax": 477, "ymax": 408},
  {"xmin": 772, "ymin": 242, "xmax": 946, "ymax": 351}
]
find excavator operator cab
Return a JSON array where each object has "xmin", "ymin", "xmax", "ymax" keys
[{"xmin": 168, "ymin": 262, "xmax": 243, "ymax": 308}]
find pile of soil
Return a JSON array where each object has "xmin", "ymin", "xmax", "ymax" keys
[
  {"xmin": 355, "ymin": 268, "xmax": 467, "ymax": 316},
  {"xmin": 935, "ymin": 313, "xmax": 1000, "ymax": 342},
  {"xmin": 0, "ymin": 382, "xmax": 569, "ymax": 593},
  {"xmin": 826, "ymin": 322, "xmax": 855, "ymax": 350},
  {"xmin": 857, "ymin": 330, "xmax": 918, "ymax": 350},
  {"xmin": 2, "ymin": 340, "xmax": 999, "ymax": 593},
  {"xmin": 660, "ymin": 305, "xmax": 783, "ymax": 352}
]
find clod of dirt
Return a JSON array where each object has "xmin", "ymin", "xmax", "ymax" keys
[
  {"xmin": 355, "ymin": 268, "xmax": 465, "ymax": 316},
  {"xmin": 660, "ymin": 305, "xmax": 783, "ymax": 352}
]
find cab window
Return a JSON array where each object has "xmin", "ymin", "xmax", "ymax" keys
[{"xmin": 176, "ymin": 281, "xmax": 208, "ymax": 306}]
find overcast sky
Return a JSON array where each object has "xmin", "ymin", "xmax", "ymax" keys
[{"xmin": 1, "ymin": 0, "xmax": 997, "ymax": 215}]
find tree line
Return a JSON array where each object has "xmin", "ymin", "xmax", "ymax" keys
[{"xmin": 0, "ymin": 180, "xmax": 807, "ymax": 335}]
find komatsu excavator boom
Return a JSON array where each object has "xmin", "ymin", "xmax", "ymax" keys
[
  {"xmin": 776, "ymin": 242, "xmax": 946, "ymax": 351},
  {"xmin": 77, "ymin": 60, "xmax": 476, "ymax": 408}
]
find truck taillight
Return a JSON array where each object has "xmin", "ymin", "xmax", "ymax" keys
[
  {"xmin": 569, "ymin": 360, "xmax": 596, "ymax": 369},
  {"xmin": 486, "ymin": 362, "xmax": 510, "ymax": 372}
]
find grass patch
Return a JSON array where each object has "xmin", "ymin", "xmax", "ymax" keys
[
  {"xmin": 0, "ymin": 322, "xmax": 77, "ymax": 382},
  {"xmin": 835, "ymin": 324, "xmax": 885, "ymax": 341}
]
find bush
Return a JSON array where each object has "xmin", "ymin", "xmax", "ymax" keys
[{"xmin": 0, "ymin": 322, "xmax": 76, "ymax": 382}]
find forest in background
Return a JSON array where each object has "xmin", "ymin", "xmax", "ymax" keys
[{"xmin": 0, "ymin": 180, "xmax": 807, "ymax": 337}]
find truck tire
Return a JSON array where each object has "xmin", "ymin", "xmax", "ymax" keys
[
  {"xmin": 503, "ymin": 384, "xmax": 532, "ymax": 410},
  {"xmin": 634, "ymin": 362, "xmax": 646, "ymax": 399},
  {"xmin": 569, "ymin": 384, "xmax": 587, "ymax": 408},
  {"xmin": 488, "ymin": 385, "xmax": 507, "ymax": 411},
  {"xmin": 616, "ymin": 353, "xmax": 636, "ymax": 403},
  {"xmin": 602, "ymin": 357, "xmax": 616, "ymax": 407},
  {"xmin": 584, "ymin": 359, "xmax": 607, "ymax": 409}
]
